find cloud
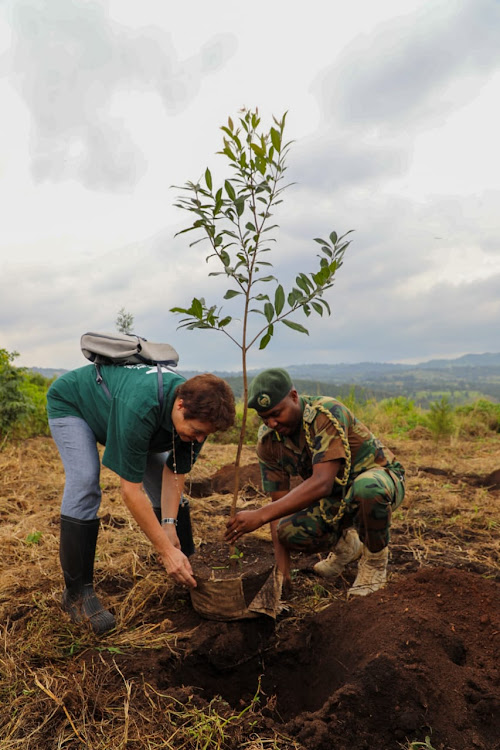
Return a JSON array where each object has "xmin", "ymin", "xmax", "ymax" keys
[
  {"xmin": 315, "ymin": 0, "xmax": 500, "ymax": 132},
  {"xmin": 289, "ymin": 131, "xmax": 411, "ymax": 193},
  {"xmin": 3, "ymin": 0, "xmax": 237, "ymax": 190}
]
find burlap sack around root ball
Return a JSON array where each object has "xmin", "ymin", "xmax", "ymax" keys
[{"xmin": 190, "ymin": 565, "xmax": 284, "ymax": 621}]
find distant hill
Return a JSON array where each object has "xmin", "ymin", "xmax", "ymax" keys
[
  {"xmin": 30, "ymin": 367, "xmax": 69, "ymax": 379},
  {"xmin": 29, "ymin": 352, "xmax": 500, "ymax": 406}
]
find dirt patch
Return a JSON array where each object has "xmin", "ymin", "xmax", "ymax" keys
[
  {"xmin": 1, "ymin": 436, "xmax": 499, "ymax": 750},
  {"xmin": 113, "ymin": 562, "xmax": 499, "ymax": 750},
  {"xmin": 190, "ymin": 462, "xmax": 302, "ymax": 499}
]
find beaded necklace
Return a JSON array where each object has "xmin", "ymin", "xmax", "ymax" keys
[
  {"xmin": 170, "ymin": 430, "xmax": 195, "ymax": 496},
  {"xmin": 276, "ymin": 397, "xmax": 352, "ymax": 525}
]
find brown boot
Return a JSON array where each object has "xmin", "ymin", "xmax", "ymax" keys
[
  {"xmin": 313, "ymin": 528, "xmax": 362, "ymax": 579},
  {"xmin": 348, "ymin": 546, "xmax": 389, "ymax": 597}
]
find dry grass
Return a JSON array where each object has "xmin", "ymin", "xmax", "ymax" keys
[{"xmin": 0, "ymin": 433, "xmax": 498, "ymax": 748}]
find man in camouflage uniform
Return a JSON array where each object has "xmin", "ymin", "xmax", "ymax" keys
[{"xmin": 225, "ymin": 368, "xmax": 405, "ymax": 596}]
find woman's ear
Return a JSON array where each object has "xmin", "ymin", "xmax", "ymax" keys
[{"xmin": 176, "ymin": 398, "xmax": 184, "ymax": 410}]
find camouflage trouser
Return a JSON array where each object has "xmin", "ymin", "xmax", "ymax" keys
[{"xmin": 277, "ymin": 467, "xmax": 405, "ymax": 554}]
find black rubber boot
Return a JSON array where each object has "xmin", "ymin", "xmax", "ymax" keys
[
  {"xmin": 177, "ymin": 499, "xmax": 195, "ymax": 557},
  {"xmin": 59, "ymin": 515, "xmax": 116, "ymax": 635},
  {"xmin": 153, "ymin": 498, "xmax": 195, "ymax": 557}
]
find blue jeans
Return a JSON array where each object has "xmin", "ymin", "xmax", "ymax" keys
[{"xmin": 49, "ymin": 417, "xmax": 166, "ymax": 520}]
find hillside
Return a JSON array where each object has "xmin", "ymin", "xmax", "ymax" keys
[
  {"xmin": 204, "ymin": 353, "xmax": 500, "ymax": 405},
  {"xmin": 30, "ymin": 352, "xmax": 500, "ymax": 405}
]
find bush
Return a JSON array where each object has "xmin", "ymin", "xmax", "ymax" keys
[
  {"xmin": 455, "ymin": 399, "xmax": 500, "ymax": 435},
  {"xmin": 426, "ymin": 396, "xmax": 455, "ymax": 442},
  {"xmin": 374, "ymin": 396, "xmax": 426, "ymax": 436},
  {"xmin": 0, "ymin": 349, "xmax": 32, "ymax": 442},
  {"xmin": 209, "ymin": 402, "xmax": 261, "ymax": 445},
  {"xmin": 0, "ymin": 350, "xmax": 53, "ymax": 443}
]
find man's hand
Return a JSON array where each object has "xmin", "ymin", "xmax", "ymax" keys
[{"xmin": 225, "ymin": 509, "xmax": 265, "ymax": 544}]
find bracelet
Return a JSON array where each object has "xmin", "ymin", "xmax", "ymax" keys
[{"xmin": 161, "ymin": 517, "xmax": 178, "ymax": 527}]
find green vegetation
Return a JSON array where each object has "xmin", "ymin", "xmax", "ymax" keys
[
  {"xmin": 116, "ymin": 307, "xmax": 134, "ymax": 334},
  {"xmin": 2, "ymin": 345, "xmax": 500, "ymax": 448},
  {"xmin": 171, "ymin": 107, "xmax": 351, "ymax": 509},
  {"xmin": 0, "ymin": 349, "xmax": 53, "ymax": 445},
  {"xmin": 426, "ymin": 396, "xmax": 455, "ymax": 442},
  {"xmin": 407, "ymin": 737, "xmax": 437, "ymax": 750}
]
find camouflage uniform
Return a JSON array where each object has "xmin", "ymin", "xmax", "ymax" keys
[{"xmin": 257, "ymin": 396, "xmax": 405, "ymax": 553}]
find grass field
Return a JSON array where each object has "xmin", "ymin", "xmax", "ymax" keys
[{"xmin": 0, "ymin": 432, "xmax": 498, "ymax": 749}]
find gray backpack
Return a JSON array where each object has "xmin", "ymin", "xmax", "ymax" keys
[{"xmin": 81, "ymin": 332, "xmax": 180, "ymax": 409}]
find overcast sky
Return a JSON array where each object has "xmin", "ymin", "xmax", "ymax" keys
[{"xmin": 1, "ymin": 0, "xmax": 499, "ymax": 373}]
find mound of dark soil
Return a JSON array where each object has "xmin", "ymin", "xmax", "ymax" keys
[{"xmin": 156, "ymin": 566, "xmax": 499, "ymax": 750}]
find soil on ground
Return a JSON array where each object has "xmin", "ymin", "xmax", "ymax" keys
[{"xmin": 0, "ymin": 437, "xmax": 499, "ymax": 750}]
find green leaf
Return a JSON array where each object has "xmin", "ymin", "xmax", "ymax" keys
[
  {"xmin": 311, "ymin": 301, "xmax": 323, "ymax": 316},
  {"xmin": 25, "ymin": 531, "xmax": 42, "ymax": 545},
  {"xmin": 296, "ymin": 275, "xmax": 310, "ymax": 294},
  {"xmin": 224, "ymin": 289, "xmax": 242, "ymax": 299},
  {"xmin": 264, "ymin": 302, "xmax": 274, "ymax": 322},
  {"xmin": 218, "ymin": 316, "xmax": 232, "ymax": 327},
  {"xmin": 270, "ymin": 127, "xmax": 281, "ymax": 153},
  {"xmin": 274, "ymin": 284, "xmax": 285, "ymax": 315},
  {"xmin": 259, "ymin": 332, "xmax": 272, "ymax": 350},
  {"xmin": 235, "ymin": 198, "xmax": 245, "ymax": 217},
  {"xmin": 282, "ymin": 319, "xmax": 309, "ymax": 334},
  {"xmin": 329, "ymin": 231, "xmax": 338, "ymax": 244},
  {"xmin": 170, "ymin": 306, "xmax": 190, "ymax": 314},
  {"xmin": 225, "ymin": 180, "xmax": 236, "ymax": 201},
  {"xmin": 192, "ymin": 298, "xmax": 203, "ymax": 319},
  {"xmin": 223, "ymin": 146, "xmax": 236, "ymax": 161},
  {"xmin": 313, "ymin": 237, "xmax": 330, "ymax": 246},
  {"xmin": 205, "ymin": 168, "xmax": 212, "ymax": 191},
  {"xmin": 250, "ymin": 143, "xmax": 266, "ymax": 158},
  {"xmin": 300, "ymin": 273, "xmax": 314, "ymax": 290},
  {"xmin": 257, "ymin": 275, "xmax": 276, "ymax": 283},
  {"xmin": 256, "ymin": 156, "xmax": 267, "ymax": 175}
]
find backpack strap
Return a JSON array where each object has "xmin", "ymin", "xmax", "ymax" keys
[
  {"xmin": 94, "ymin": 363, "xmax": 112, "ymax": 400},
  {"xmin": 94, "ymin": 363, "xmax": 164, "ymax": 411},
  {"xmin": 156, "ymin": 364, "xmax": 164, "ymax": 411}
]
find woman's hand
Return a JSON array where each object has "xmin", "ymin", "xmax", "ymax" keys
[
  {"xmin": 225, "ymin": 509, "xmax": 265, "ymax": 544},
  {"xmin": 159, "ymin": 545, "xmax": 197, "ymax": 589},
  {"xmin": 119, "ymin": 478, "xmax": 196, "ymax": 587},
  {"xmin": 162, "ymin": 523, "xmax": 181, "ymax": 550}
]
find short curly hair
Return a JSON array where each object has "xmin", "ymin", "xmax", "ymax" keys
[{"xmin": 175, "ymin": 374, "xmax": 235, "ymax": 432}]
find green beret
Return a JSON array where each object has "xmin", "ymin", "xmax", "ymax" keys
[{"xmin": 247, "ymin": 368, "xmax": 293, "ymax": 412}]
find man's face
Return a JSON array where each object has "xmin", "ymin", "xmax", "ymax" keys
[
  {"xmin": 257, "ymin": 390, "xmax": 302, "ymax": 436},
  {"xmin": 171, "ymin": 399, "xmax": 214, "ymax": 442}
]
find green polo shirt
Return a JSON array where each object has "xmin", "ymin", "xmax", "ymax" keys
[{"xmin": 47, "ymin": 364, "xmax": 202, "ymax": 482}]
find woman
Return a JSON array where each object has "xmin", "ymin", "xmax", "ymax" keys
[{"xmin": 47, "ymin": 363, "xmax": 235, "ymax": 633}]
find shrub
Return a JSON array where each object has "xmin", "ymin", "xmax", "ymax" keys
[
  {"xmin": 0, "ymin": 349, "xmax": 32, "ymax": 442},
  {"xmin": 375, "ymin": 396, "xmax": 425, "ymax": 436},
  {"xmin": 210, "ymin": 401, "xmax": 260, "ymax": 445},
  {"xmin": 455, "ymin": 399, "xmax": 500, "ymax": 435},
  {"xmin": 0, "ymin": 350, "xmax": 53, "ymax": 443},
  {"xmin": 426, "ymin": 396, "xmax": 455, "ymax": 442}
]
